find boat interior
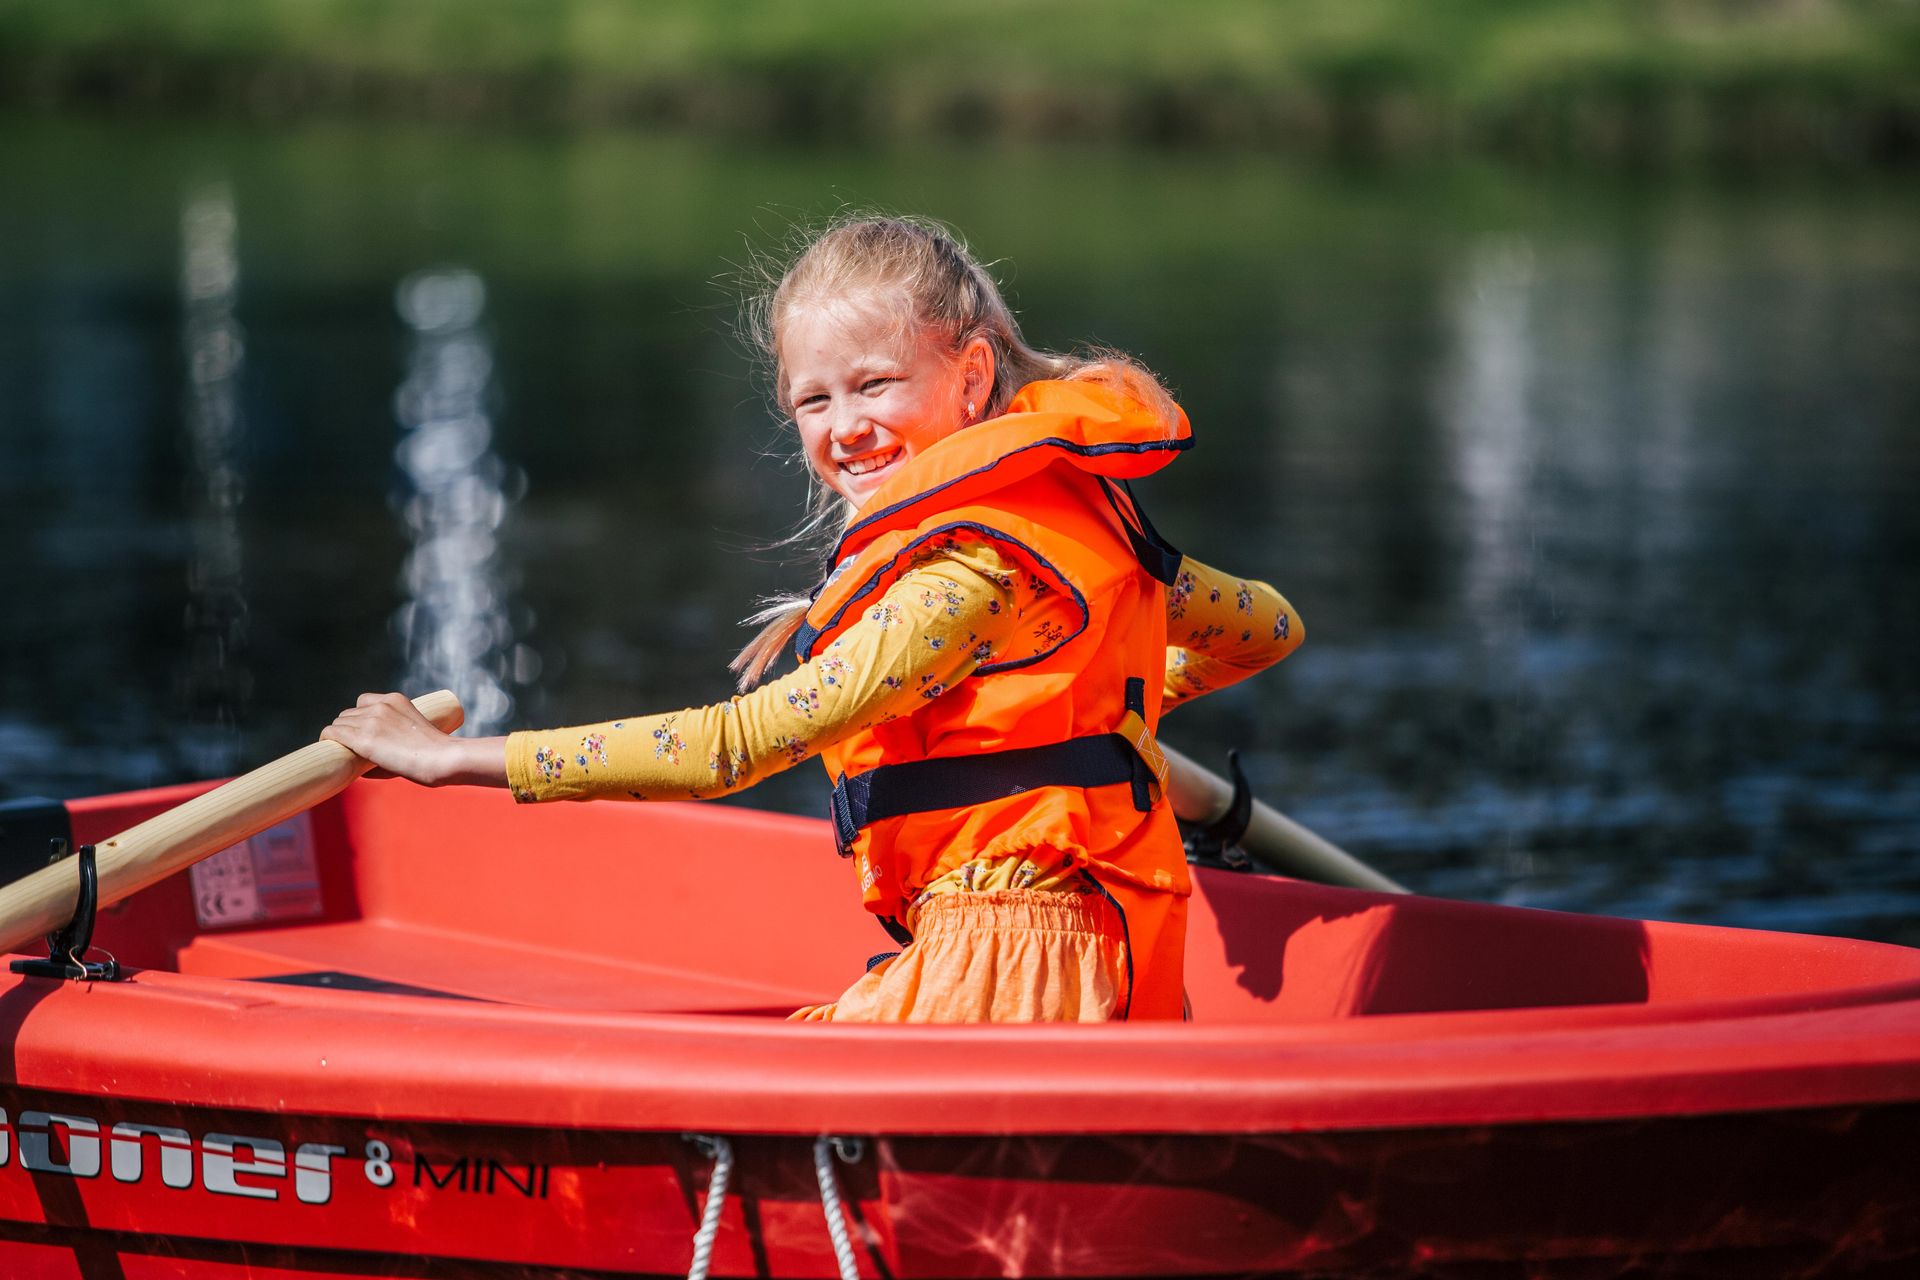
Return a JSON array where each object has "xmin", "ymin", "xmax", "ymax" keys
[{"xmin": 44, "ymin": 778, "xmax": 1920, "ymax": 1025}]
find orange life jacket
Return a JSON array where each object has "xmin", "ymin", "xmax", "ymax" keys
[{"xmin": 800, "ymin": 377, "xmax": 1194, "ymax": 1019}]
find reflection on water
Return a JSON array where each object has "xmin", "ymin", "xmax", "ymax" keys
[
  {"xmin": 0, "ymin": 117, "xmax": 1915, "ymax": 947},
  {"xmin": 390, "ymin": 267, "xmax": 529, "ymax": 736},
  {"xmin": 1261, "ymin": 202, "xmax": 1920, "ymax": 941},
  {"xmin": 1443, "ymin": 237, "xmax": 1534, "ymax": 624},
  {"xmin": 176, "ymin": 181, "xmax": 252, "ymax": 777},
  {"xmin": 1441, "ymin": 240, "xmax": 1538, "ymax": 879}
]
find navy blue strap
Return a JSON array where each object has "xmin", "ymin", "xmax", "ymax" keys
[
  {"xmin": 1100, "ymin": 479, "xmax": 1183, "ymax": 586},
  {"xmin": 829, "ymin": 732, "xmax": 1154, "ymax": 859}
]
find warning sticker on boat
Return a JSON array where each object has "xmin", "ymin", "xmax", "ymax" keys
[{"xmin": 190, "ymin": 813, "xmax": 324, "ymax": 928}]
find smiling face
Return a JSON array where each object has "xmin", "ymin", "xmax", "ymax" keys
[{"xmin": 781, "ymin": 297, "xmax": 991, "ymax": 512}]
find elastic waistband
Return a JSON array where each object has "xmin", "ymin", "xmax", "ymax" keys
[{"xmin": 907, "ymin": 888, "xmax": 1120, "ymax": 938}]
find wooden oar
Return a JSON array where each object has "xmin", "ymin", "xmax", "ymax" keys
[
  {"xmin": 1162, "ymin": 743, "xmax": 1408, "ymax": 894},
  {"xmin": 0, "ymin": 690, "xmax": 464, "ymax": 959}
]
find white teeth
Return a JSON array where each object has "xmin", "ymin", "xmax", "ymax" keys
[{"xmin": 843, "ymin": 448, "xmax": 901, "ymax": 476}]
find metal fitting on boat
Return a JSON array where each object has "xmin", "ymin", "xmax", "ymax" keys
[{"xmin": 812, "ymin": 1136, "xmax": 863, "ymax": 1280}]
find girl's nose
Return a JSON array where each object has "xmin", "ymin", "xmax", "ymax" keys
[{"xmin": 829, "ymin": 410, "xmax": 873, "ymax": 446}]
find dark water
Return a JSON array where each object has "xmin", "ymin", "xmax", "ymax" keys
[{"xmin": 3, "ymin": 114, "xmax": 1917, "ymax": 946}]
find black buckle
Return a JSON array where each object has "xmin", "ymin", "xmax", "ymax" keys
[
  {"xmin": 1122, "ymin": 677, "xmax": 1154, "ymax": 812},
  {"xmin": 828, "ymin": 775, "xmax": 860, "ymax": 858},
  {"xmin": 11, "ymin": 840, "xmax": 120, "ymax": 982}
]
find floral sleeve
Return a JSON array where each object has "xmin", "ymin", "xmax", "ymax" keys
[
  {"xmin": 1162, "ymin": 556, "xmax": 1303, "ymax": 712},
  {"xmin": 504, "ymin": 542, "xmax": 1022, "ymax": 803}
]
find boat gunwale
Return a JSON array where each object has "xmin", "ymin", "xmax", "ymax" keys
[{"xmin": 3, "ymin": 960, "xmax": 1918, "ymax": 1137}]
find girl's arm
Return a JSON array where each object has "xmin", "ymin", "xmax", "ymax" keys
[
  {"xmin": 1162, "ymin": 556, "xmax": 1303, "ymax": 713},
  {"xmin": 319, "ymin": 694, "xmax": 509, "ymax": 785},
  {"xmin": 507, "ymin": 543, "xmax": 1019, "ymax": 802},
  {"xmin": 322, "ymin": 542, "xmax": 1021, "ymax": 801}
]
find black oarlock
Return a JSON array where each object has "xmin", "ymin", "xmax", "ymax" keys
[
  {"xmin": 1180, "ymin": 748, "xmax": 1255, "ymax": 871},
  {"xmin": 10, "ymin": 840, "xmax": 120, "ymax": 982}
]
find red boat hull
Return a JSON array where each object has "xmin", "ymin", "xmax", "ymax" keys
[
  {"xmin": 0, "ymin": 1098, "xmax": 1914, "ymax": 1278},
  {"xmin": 0, "ymin": 1097, "xmax": 1912, "ymax": 1274},
  {"xmin": 0, "ymin": 779, "xmax": 1913, "ymax": 1276}
]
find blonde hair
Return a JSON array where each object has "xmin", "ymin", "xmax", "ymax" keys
[{"xmin": 731, "ymin": 214, "xmax": 1173, "ymax": 690}]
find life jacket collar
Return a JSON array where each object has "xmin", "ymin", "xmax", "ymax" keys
[
  {"xmin": 795, "ymin": 379, "xmax": 1189, "ymax": 664},
  {"xmin": 833, "ymin": 378, "xmax": 1190, "ymax": 565}
]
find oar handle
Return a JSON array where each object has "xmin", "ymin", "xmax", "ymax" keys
[
  {"xmin": 1162, "ymin": 742, "xmax": 1408, "ymax": 895},
  {"xmin": 0, "ymin": 691, "xmax": 464, "ymax": 959}
]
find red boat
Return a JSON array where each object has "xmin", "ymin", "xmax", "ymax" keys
[{"xmin": 1, "ymin": 776, "xmax": 1917, "ymax": 1278}]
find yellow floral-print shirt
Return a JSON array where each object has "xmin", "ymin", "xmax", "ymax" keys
[{"xmin": 506, "ymin": 539, "xmax": 1300, "ymax": 812}]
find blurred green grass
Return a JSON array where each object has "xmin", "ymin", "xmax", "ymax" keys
[{"xmin": 2, "ymin": 0, "xmax": 1917, "ymax": 159}]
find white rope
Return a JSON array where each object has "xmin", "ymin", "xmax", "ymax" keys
[
  {"xmin": 812, "ymin": 1136, "xmax": 864, "ymax": 1280},
  {"xmin": 684, "ymin": 1134, "xmax": 733, "ymax": 1280}
]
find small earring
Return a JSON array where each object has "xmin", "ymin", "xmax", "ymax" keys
[{"xmin": 966, "ymin": 400, "xmax": 977, "ymax": 422}]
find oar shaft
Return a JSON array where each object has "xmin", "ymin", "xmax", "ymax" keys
[
  {"xmin": 0, "ymin": 691, "xmax": 463, "ymax": 958},
  {"xmin": 1162, "ymin": 743, "xmax": 1408, "ymax": 895}
]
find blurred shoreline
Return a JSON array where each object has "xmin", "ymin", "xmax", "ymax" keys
[{"xmin": 2, "ymin": 0, "xmax": 1917, "ymax": 163}]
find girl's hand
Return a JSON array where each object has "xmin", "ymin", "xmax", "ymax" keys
[{"xmin": 320, "ymin": 692, "xmax": 507, "ymax": 788}]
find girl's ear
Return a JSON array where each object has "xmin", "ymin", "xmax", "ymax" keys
[{"xmin": 959, "ymin": 335, "xmax": 995, "ymax": 403}]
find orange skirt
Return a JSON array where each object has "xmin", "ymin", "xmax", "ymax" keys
[{"xmin": 790, "ymin": 889, "xmax": 1129, "ymax": 1023}]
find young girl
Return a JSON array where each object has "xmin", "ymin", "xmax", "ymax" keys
[{"xmin": 322, "ymin": 216, "xmax": 1302, "ymax": 1022}]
